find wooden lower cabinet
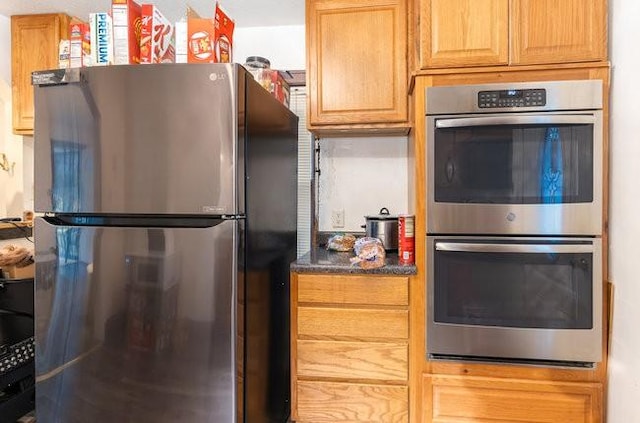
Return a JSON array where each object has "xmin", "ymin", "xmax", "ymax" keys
[
  {"xmin": 291, "ymin": 273, "xmax": 410, "ymax": 422},
  {"xmin": 297, "ymin": 340, "xmax": 408, "ymax": 381},
  {"xmin": 296, "ymin": 381, "xmax": 408, "ymax": 423},
  {"xmin": 423, "ymin": 374, "xmax": 603, "ymax": 423}
]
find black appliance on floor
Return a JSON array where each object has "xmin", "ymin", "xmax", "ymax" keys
[{"xmin": 0, "ymin": 276, "xmax": 35, "ymax": 423}]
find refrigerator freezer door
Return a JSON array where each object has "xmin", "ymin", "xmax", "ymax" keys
[
  {"xmin": 34, "ymin": 217, "xmax": 239, "ymax": 422},
  {"xmin": 33, "ymin": 64, "xmax": 241, "ymax": 216}
]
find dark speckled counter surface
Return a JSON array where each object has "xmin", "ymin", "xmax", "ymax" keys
[
  {"xmin": 291, "ymin": 247, "xmax": 417, "ymax": 275},
  {"xmin": 0, "ymin": 222, "xmax": 33, "ymax": 241}
]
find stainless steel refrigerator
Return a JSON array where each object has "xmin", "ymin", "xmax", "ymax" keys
[{"xmin": 32, "ymin": 64, "xmax": 297, "ymax": 422}]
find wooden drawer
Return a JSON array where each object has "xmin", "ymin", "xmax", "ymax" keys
[
  {"xmin": 298, "ymin": 307, "xmax": 408, "ymax": 339},
  {"xmin": 297, "ymin": 274, "xmax": 409, "ymax": 306},
  {"xmin": 297, "ymin": 340, "xmax": 408, "ymax": 382},
  {"xmin": 296, "ymin": 380, "xmax": 408, "ymax": 423},
  {"xmin": 424, "ymin": 374, "xmax": 603, "ymax": 423}
]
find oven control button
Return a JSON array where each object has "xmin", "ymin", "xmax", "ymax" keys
[{"xmin": 506, "ymin": 212, "xmax": 516, "ymax": 221}]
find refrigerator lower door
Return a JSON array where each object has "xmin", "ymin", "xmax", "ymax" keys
[{"xmin": 35, "ymin": 217, "xmax": 239, "ymax": 422}]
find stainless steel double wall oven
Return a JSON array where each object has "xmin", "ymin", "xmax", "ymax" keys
[{"xmin": 425, "ymin": 80, "xmax": 604, "ymax": 366}]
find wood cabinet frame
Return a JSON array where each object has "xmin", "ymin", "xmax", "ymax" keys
[{"xmin": 408, "ymin": 64, "xmax": 611, "ymax": 423}]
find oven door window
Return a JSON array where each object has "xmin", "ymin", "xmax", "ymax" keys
[
  {"xmin": 433, "ymin": 121, "xmax": 594, "ymax": 204},
  {"xmin": 434, "ymin": 246, "xmax": 593, "ymax": 329}
]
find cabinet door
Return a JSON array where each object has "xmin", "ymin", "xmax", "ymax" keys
[
  {"xmin": 297, "ymin": 381, "xmax": 408, "ymax": 423},
  {"xmin": 297, "ymin": 340, "xmax": 408, "ymax": 381},
  {"xmin": 306, "ymin": 0, "xmax": 408, "ymax": 127},
  {"xmin": 297, "ymin": 307, "xmax": 409, "ymax": 339},
  {"xmin": 297, "ymin": 274, "xmax": 409, "ymax": 306},
  {"xmin": 511, "ymin": 0, "xmax": 607, "ymax": 65},
  {"xmin": 419, "ymin": 0, "xmax": 508, "ymax": 68},
  {"xmin": 11, "ymin": 14, "xmax": 69, "ymax": 135},
  {"xmin": 423, "ymin": 374, "xmax": 603, "ymax": 423}
]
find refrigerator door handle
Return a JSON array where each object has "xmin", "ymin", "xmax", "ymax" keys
[{"xmin": 42, "ymin": 215, "xmax": 233, "ymax": 229}]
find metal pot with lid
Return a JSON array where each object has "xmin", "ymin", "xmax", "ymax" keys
[{"xmin": 362, "ymin": 207, "xmax": 398, "ymax": 251}]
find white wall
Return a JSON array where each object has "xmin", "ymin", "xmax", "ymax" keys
[
  {"xmin": 607, "ymin": 0, "xmax": 640, "ymax": 421},
  {"xmin": 234, "ymin": 25, "xmax": 305, "ymax": 70},
  {"xmin": 0, "ymin": 15, "xmax": 10, "ymax": 83},
  {"xmin": 318, "ymin": 136, "xmax": 409, "ymax": 231},
  {"xmin": 0, "ymin": 14, "xmax": 30, "ymax": 219}
]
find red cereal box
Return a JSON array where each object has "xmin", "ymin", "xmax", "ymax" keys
[
  {"xmin": 69, "ymin": 18, "xmax": 91, "ymax": 67},
  {"xmin": 187, "ymin": 18, "xmax": 216, "ymax": 63},
  {"xmin": 181, "ymin": 3, "xmax": 234, "ymax": 64},
  {"xmin": 214, "ymin": 2, "xmax": 234, "ymax": 63},
  {"xmin": 112, "ymin": 0, "xmax": 142, "ymax": 64},
  {"xmin": 140, "ymin": 4, "xmax": 175, "ymax": 63}
]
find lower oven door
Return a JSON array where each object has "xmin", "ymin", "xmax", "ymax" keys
[{"xmin": 427, "ymin": 236, "xmax": 602, "ymax": 365}]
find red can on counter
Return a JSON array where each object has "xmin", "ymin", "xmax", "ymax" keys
[{"xmin": 398, "ymin": 214, "xmax": 415, "ymax": 265}]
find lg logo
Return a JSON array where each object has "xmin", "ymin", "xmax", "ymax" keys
[{"xmin": 209, "ymin": 73, "xmax": 227, "ymax": 81}]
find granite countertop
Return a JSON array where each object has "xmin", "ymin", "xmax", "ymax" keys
[
  {"xmin": 291, "ymin": 246, "xmax": 417, "ymax": 275},
  {"xmin": 0, "ymin": 222, "xmax": 33, "ymax": 241}
]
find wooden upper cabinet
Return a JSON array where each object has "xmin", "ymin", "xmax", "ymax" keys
[
  {"xmin": 415, "ymin": 0, "xmax": 607, "ymax": 70},
  {"xmin": 11, "ymin": 14, "xmax": 69, "ymax": 135},
  {"xmin": 306, "ymin": 0, "xmax": 408, "ymax": 133},
  {"xmin": 511, "ymin": 0, "xmax": 607, "ymax": 65},
  {"xmin": 419, "ymin": 0, "xmax": 508, "ymax": 68}
]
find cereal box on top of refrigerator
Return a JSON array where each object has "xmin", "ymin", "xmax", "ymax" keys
[
  {"xmin": 140, "ymin": 4, "xmax": 175, "ymax": 63},
  {"xmin": 214, "ymin": 2, "xmax": 234, "ymax": 63},
  {"xmin": 187, "ymin": 17, "xmax": 216, "ymax": 63},
  {"xmin": 69, "ymin": 18, "xmax": 92, "ymax": 67},
  {"xmin": 112, "ymin": 0, "xmax": 142, "ymax": 64},
  {"xmin": 58, "ymin": 40, "xmax": 70, "ymax": 69},
  {"xmin": 176, "ymin": 3, "xmax": 235, "ymax": 64},
  {"xmin": 174, "ymin": 18, "xmax": 188, "ymax": 63},
  {"xmin": 90, "ymin": 12, "xmax": 114, "ymax": 66}
]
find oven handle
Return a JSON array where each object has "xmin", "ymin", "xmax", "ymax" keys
[
  {"xmin": 435, "ymin": 242, "xmax": 594, "ymax": 254},
  {"xmin": 435, "ymin": 114, "xmax": 596, "ymax": 128}
]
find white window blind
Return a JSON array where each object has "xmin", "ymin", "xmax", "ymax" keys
[{"xmin": 289, "ymin": 87, "xmax": 313, "ymax": 257}]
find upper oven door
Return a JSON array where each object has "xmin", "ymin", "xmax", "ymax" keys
[{"xmin": 426, "ymin": 111, "xmax": 603, "ymax": 235}]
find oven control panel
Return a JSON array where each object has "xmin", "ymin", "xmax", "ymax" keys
[{"xmin": 478, "ymin": 88, "xmax": 546, "ymax": 108}]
